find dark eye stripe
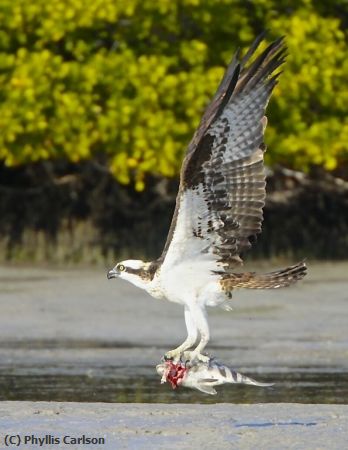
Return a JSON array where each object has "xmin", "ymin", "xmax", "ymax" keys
[{"xmin": 123, "ymin": 267, "xmax": 144, "ymax": 276}]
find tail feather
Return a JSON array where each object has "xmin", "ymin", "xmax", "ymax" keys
[{"xmin": 221, "ymin": 261, "xmax": 307, "ymax": 290}]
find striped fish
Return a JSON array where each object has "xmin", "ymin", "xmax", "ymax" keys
[{"xmin": 156, "ymin": 358, "xmax": 273, "ymax": 395}]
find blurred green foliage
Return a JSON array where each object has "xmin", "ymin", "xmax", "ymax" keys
[{"xmin": 0, "ymin": 0, "xmax": 347, "ymax": 190}]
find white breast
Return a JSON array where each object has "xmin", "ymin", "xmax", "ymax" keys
[{"xmin": 148, "ymin": 259, "xmax": 224, "ymax": 308}]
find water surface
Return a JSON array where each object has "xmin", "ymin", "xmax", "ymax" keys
[{"xmin": 0, "ymin": 365, "xmax": 346, "ymax": 404}]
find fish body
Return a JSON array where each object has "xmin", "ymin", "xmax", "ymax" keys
[{"xmin": 156, "ymin": 358, "xmax": 273, "ymax": 395}]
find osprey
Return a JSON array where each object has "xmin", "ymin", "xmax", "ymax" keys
[{"xmin": 107, "ymin": 34, "xmax": 307, "ymax": 362}]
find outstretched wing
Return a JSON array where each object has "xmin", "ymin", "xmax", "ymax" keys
[{"xmin": 160, "ymin": 35, "xmax": 286, "ymax": 271}]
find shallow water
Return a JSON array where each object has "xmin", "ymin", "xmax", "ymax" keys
[
  {"xmin": 0, "ymin": 365, "xmax": 347, "ymax": 404},
  {"xmin": 1, "ymin": 263, "xmax": 348, "ymax": 406}
]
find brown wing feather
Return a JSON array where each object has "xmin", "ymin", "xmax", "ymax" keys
[
  {"xmin": 220, "ymin": 261, "xmax": 307, "ymax": 290},
  {"xmin": 159, "ymin": 35, "xmax": 286, "ymax": 270}
]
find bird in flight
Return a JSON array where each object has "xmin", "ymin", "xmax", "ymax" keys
[{"xmin": 107, "ymin": 34, "xmax": 307, "ymax": 363}]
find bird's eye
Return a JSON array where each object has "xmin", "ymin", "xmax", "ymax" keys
[{"xmin": 118, "ymin": 264, "xmax": 125, "ymax": 272}]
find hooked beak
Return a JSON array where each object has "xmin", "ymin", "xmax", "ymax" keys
[{"xmin": 107, "ymin": 268, "xmax": 118, "ymax": 280}]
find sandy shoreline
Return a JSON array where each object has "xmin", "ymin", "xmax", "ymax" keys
[{"xmin": 0, "ymin": 402, "xmax": 347, "ymax": 449}]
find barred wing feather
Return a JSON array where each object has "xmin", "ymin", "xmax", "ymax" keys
[{"xmin": 161, "ymin": 36, "xmax": 286, "ymax": 271}]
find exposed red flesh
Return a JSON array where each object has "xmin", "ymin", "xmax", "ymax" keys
[{"xmin": 164, "ymin": 361, "xmax": 188, "ymax": 389}]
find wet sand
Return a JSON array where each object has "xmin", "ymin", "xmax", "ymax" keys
[
  {"xmin": 0, "ymin": 402, "xmax": 347, "ymax": 449},
  {"xmin": 0, "ymin": 262, "xmax": 347, "ymax": 447},
  {"xmin": 0, "ymin": 261, "xmax": 347, "ymax": 369}
]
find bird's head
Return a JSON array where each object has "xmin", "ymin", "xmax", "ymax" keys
[{"xmin": 107, "ymin": 259, "xmax": 152, "ymax": 289}]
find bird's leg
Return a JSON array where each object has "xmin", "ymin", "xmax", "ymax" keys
[
  {"xmin": 185, "ymin": 305, "xmax": 210, "ymax": 363},
  {"xmin": 164, "ymin": 307, "xmax": 198, "ymax": 363}
]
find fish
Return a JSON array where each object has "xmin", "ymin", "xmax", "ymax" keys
[{"xmin": 156, "ymin": 356, "xmax": 274, "ymax": 395}]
